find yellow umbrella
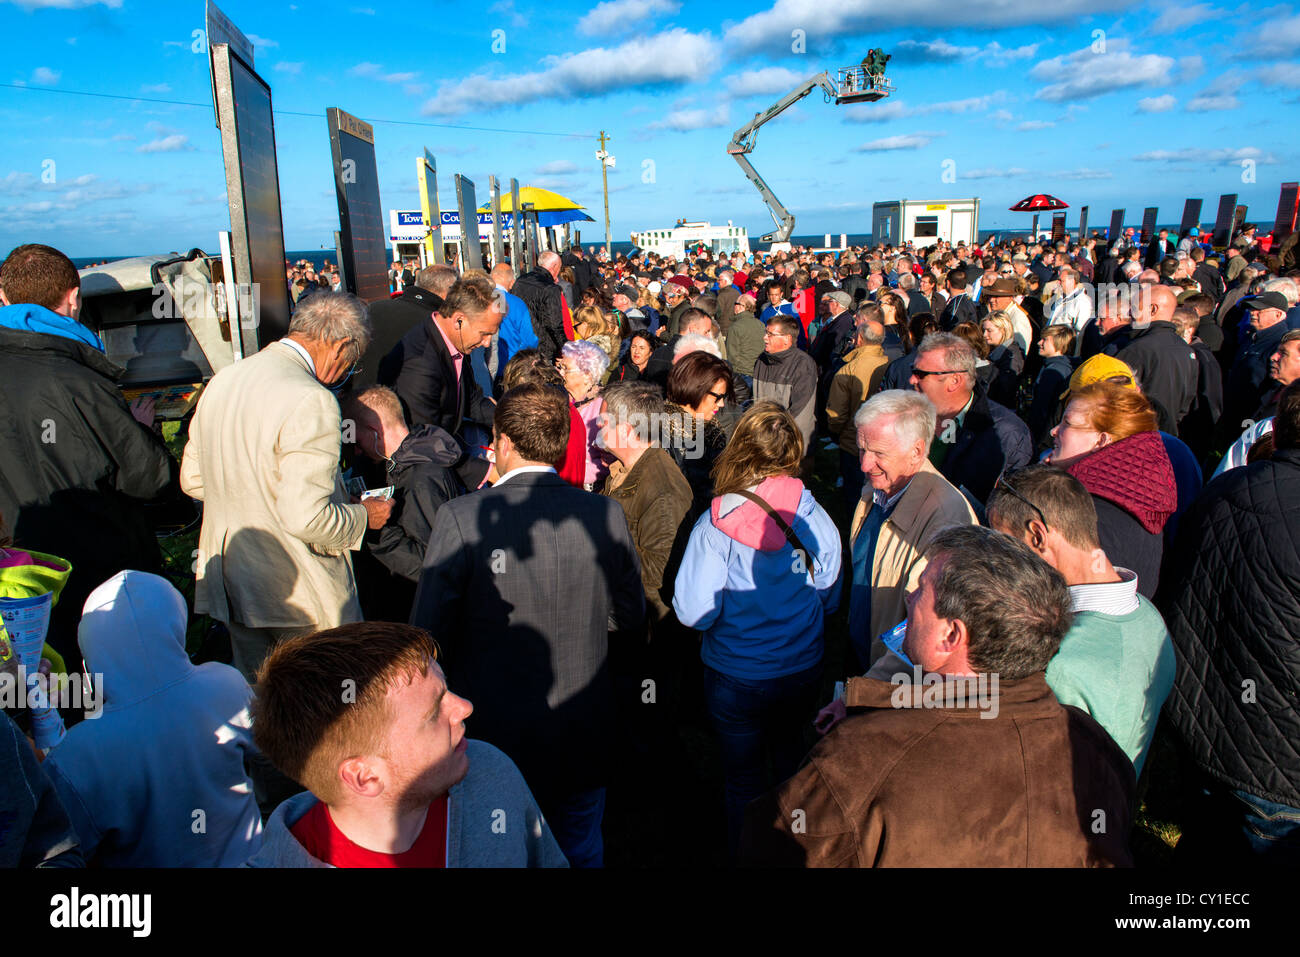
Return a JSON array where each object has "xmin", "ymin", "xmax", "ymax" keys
[{"xmin": 478, "ymin": 186, "xmax": 586, "ymax": 214}]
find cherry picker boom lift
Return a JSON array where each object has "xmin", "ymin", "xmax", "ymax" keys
[{"xmin": 726, "ymin": 57, "xmax": 895, "ymax": 244}]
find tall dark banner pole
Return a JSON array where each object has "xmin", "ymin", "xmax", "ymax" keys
[
  {"xmin": 1140, "ymin": 207, "xmax": 1158, "ymax": 245},
  {"xmin": 1108, "ymin": 209, "xmax": 1125, "ymax": 250},
  {"xmin": 327, "ymin": 107, "xmax": 389, "ymax": 304},
  {"xmin": 1273, "ymin": 182, "xmax": 1299, "ymax": 244},
  {"xmin": 211, "ymin": 42, "xmax": 291, "ymax": 356},
  {"xmin": 1077, "ymin": 205, "xmax": 1088, "ymax": 242},
  {"xmin": 1211, "ymin": 194, "xmax": 1238, "ymax": 248},
  {"xmin": 1050, "ymin": 213, "xmax": 1065, "ymax": 245},
  {"xmin": 1228, "ymin": 204, "xmax": 1249, "ymax": 248},
  {"xmin": 1179, "ymin": 198, "xmax": 1203, "ymax": 239},
  {"xmin": 510, "ymin": 179, "xmax": 524, "ymax": 276},
  {"xmin": 455, "ymin": 175, "xmax": 483, "ymax": 272}
]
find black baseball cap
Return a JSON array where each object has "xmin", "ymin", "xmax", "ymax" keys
[{"xmin": 1242, "ymin": 292, "xmax": 1288, "ymax": 312}]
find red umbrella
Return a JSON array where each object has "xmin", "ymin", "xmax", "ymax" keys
[
  {"xmin": 1009, "ymin": 194, "xmax": 1069, "ymax": 212},
  {"xmin": 1010, "ymin": 194, "xmax": 1069, "ymax": 240}
]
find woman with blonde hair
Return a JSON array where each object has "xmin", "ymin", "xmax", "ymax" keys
[
  {"xmin": 981, "ymin": 309, "xmax": 1024, "ymax": 409},
  {"xmin": 1046, "ymin": 380, "xmax": 1177, "ymax": 597},
  {"xmin": 672, "ymin": 401, "xmax": 842, "ymax": 858},
  {"xmin": 573, "ymin": 304, "xmax": 620, "ymax": 379}
]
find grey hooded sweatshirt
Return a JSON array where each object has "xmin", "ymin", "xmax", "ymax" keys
[{"xmin": 247, "ymin": 740, "xmax": 568, "ymax": 868}]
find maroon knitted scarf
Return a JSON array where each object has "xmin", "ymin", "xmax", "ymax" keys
[{"xmin": 1067, "ymin": 430, "xmax": 1177, "ymax": 534}]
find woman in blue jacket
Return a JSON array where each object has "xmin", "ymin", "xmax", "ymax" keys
[{"xmin": 673, "ymin": 402, "xmax": 842, "ymax": 857}]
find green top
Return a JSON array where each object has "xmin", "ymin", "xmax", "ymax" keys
[
  {"xmin": 928, "ymin": 393, "xmax": 973, "ymax": 468},
  {"xmin": 1047, "ymin": 596, "xmax": 1175, "ymax": 776}
]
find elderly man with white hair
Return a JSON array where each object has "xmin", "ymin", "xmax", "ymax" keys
[
  {"xmin": 842, "ymin": 390, "xmax": 977, "ymax": 669},
  {"xmin": 182, "ymin": 291, "xmax": 391, "ymax": 684}
]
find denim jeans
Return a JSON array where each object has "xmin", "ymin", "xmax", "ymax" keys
[
  {"xmin": 1179, "ymin": 777, "xmax": 1300, "ymax": 865},
  {"xmin": 1232, "ymin": 788, "xmax": 1300, "ymax": 862},
  {"xmin": 704, "ymin": 662, "xmax": 822, "ymax": 859},
  {"xmin": 545, "ymin": 787, "xmax": 607, "ymax": 868}
]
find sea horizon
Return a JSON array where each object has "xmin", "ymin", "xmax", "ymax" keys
[{"xmin": 69, "ymin": 221, "xmax": 1215, "ymax": 271}]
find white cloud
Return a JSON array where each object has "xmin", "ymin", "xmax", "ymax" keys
[
  {"xmin": 351, "ymin": 5, "xmax": 376, "ymax": 13},
  {"xmin": 536, "ymin": 160, "xmax": 580, "ymax": 174},
  {"xmin": 245, "ymin": 34, "xmax": 278, "ymax": 50},
  {"xmin": 895, "ymin": 38, "xmax": 1038, "ymax": 66},
  {"xmin": 895, "ymin": 38, "xmax": 977, "ymax": 61},
  {"xmin": 724, "ymin": 66, "xmax": 807, "ymax": 98},
  {"xmin": 1051, "ymin": 167, "xmax": 1114, "ymax": 179},
  {"xmin": 1017, "ymin": 120, "xmax": 1055, "ymax": 130},
  {"xmin": 1259, "ymin": 62, "xmax": 1300, "ymax": 87},
  {"xmin": 422, "ymin": 28, "xmax": 719, "ymax": 116},
  {"xmin": 1151, "ymin": 3, "xmax": 1218, "ymax": 33},
  {"xmin": 1242, "ymin": 13, "xmax": 1300, "ymax": 58},
  {"xmin": 578, "ymin": 0, "xmax": 680, "ymax": 35},
  {"xmin": 649, "ymin": 104, "xmax": 729, "ymax": 131},
  {"xmin": 982, "ymin": 41, "xmax": 1039, "ymax": 65},
  {"xmin": 841, "ymin": 99, "xmax": 913, "ymax": 123},
  {"xmin": 274, "ymin": 62, "xmax": 303, "ymax": 75},
  {"xmin": 1134, "ymin": 146, "xmax": 1276, "ymax": 164},
  {"xmin": 5, "ymin": 0, "xmax": 121, "ymax": 7},
  {"xmin": 529, "ymin": 175, "xmax": 584, "ymax": 190},
  {"xmin": 140, "ymin": 82, "xmax": 170, "ymax": 94},
  {"xmin": 724, "ymin": 0, "xmax": 1134, "ymax": 53},
  {"xmin": 842, "ymin": 92, "xmax": 1004, "ymax": 123},
  {"xmin": 1137, "ymin": 94, "xmax": 1176, "ymax": 112},
  {"xmin": 32, "ymin": 66, "xmax": 60, "ymax": 84},
  {"xmin": 137, "ymin": 134, "xmax": 193, "ymax": 153},
  {"xmin": 1176, "ymin": 55, "xmax": 1204, "ymax": 81},
  {"xmin": 1186, "ymin": 91, "xmax": 1240, "ymax": 111},
  {"xmin": 854, "ymin": 131, "xmax": 943, "ymax": 151},
  {"xmin": 348, "ymin": 62, "xmax": 420, "ymax": 85},
  {"xmin": 487, "ymin": 0, "xmax": 528, "ymax": 26},
  {"xmin": 960, "ymin": 167, "xmax": 1031, "ymax": 179},
  {"xmin": 1030, "ymin": 44, "xmax": 1174, "ymax": 102}
]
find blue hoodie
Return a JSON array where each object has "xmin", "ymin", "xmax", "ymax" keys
[
  {"xmin": 43, "ymin": 571, "xmax": 263, "ymax": 867},
  {"xmin": 673, "ymin": 476, "xmax": 841, "ymax": 680},
  {"xmin": 0, "ymin": 303, "xmax": 105, "ymax": 352}
]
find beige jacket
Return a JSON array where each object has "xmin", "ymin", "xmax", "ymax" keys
[
  {"xmin": 825, "ymin": 343, "xmax": 890, "ymax": 455},
  {"xmin": 849, "ymin": 460, "xmax": 977, "ymax": 663},
  {"xmin": 180, "ymin": 341, "xmax": 366, "ymax": 628}
]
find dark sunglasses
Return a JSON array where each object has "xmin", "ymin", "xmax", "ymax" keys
[
  {"xmin": 911, "ymin": 367, "xmax": 962, "ymax": 379},
  {"xmin": 993, "ymin": 473, "xmax": 1050, "ymax": 532},
  {"xmin": 706, "ymin": 389, "xmax": 727, "ymax": 402}
]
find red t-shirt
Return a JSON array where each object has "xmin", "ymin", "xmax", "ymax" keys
[{"xmin": 290, "ymin": 798, "xmax": 449, "ymax": 868}]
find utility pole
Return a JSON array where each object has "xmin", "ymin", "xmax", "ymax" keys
[{"xmin": 597, "ymin": 130, "xmax": 613, "ymax": 258}]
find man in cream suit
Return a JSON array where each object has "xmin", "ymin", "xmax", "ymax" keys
[{"xmin": 181, "ymin": 292, "xmax": 393, "ymax": 682}]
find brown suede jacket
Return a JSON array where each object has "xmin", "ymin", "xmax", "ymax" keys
[
  {"xmin": 603, "ymin": 447, "xmax": 694, "ymax": 630},
  {"xmin": 740, "ymin": 672, "xmax": 1136, "ymax": 867}
]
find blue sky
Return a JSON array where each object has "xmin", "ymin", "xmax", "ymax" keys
[{"xmin": 1, "ymin": 0, "xmax": 1297, "ymax": 256}]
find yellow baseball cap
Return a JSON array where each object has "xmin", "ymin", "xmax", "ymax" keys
[{"xmin": 1061, "ymin": 354, "xmax": 1137, "ymax": 400}]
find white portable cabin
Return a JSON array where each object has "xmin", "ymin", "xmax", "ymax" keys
[{"xmin": 872, "ymin": 198, "xmax": 980, "ymax": 247}]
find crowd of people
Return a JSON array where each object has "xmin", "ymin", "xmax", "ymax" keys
[{"xmin": 1, "ymin": 223, "xmax": 1297, "ymax": 869}]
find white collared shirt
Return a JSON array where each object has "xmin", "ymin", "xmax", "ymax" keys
[
  {"xmin": 1069, "ymin": 567, "xmax": 1140, "ymax": 616},
  {"xmin": 281, "ymin": 337, "xmax": 316, "ymax": 376},
  {"xmin": 493, "ymin": 465, "xmax": 557, "ymax": 487}
]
